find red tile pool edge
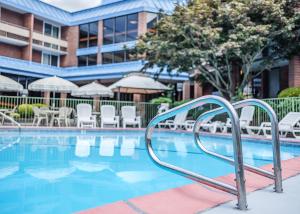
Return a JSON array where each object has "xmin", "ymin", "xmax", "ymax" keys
[{"xmin": 77, "ymin": 156, "xmax": 300, "ymax": 214}]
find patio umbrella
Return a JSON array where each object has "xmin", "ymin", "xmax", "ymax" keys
[
  {"xmin": 0, "ymin": 75, "xmax": 23, "ymax": 92},
  {"xmin": 72, "ymin": 82, "xmax": 113, "ymax": 111},
  {"xmin": 28, "ymin": 76, "xmax": 78, "ymax": 93},
  {"xmin": 109, "ymin": 73, "xmax": 170, "ymax": 95},
  {"xmin": 71, "ymin": 81, "xmax": 113, "ymax": 98},
  {"xmin": 28, "ymin": 76, "xmax": 78, "ymax": 107}
]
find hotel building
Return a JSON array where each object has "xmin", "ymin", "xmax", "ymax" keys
[{"xmin": 0, "ymin": 0, "xmax": 298, "ymax": 101}]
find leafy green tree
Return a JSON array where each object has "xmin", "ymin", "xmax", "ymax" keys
[{"xmin": 135, "ymin": 0, "xmax": 300, "ymax": 101}]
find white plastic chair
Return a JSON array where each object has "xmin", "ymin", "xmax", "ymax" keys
[
  {"xmin": 100, "ymin": 105, "xmax": 119, "ymax": 128},
  {"xmin": 52, "ymin": 107, "xmax": 72, "ymax": 127},
  {"xmin": 121, "ymin": 106, "xmax": 141, "ymax": 128},
  {"xmin": 223, "ymin": 106, "xmax": 255, "ymax": 133},
  {"xmin": 249, "ymin": 112, "xmax": 300, "ymax": 138},
  {"xmin": 157, "ymin": 103, "xmax": 169, "ymax": 114},
  {"xmin": 158, "ymin": 111, "xmax": 195, "ymax": 130},
  {"xmin": 32, "ymin": 107, "xmax": 48, "ymax": 126},
  {"xmin": 76, "ymin": 104, "xmax": 96, "ymax": 128}
]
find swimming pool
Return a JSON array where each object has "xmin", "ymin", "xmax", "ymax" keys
[{"xmin": 1, "ymin": 130, "xmax": 300, "ymax": 214}]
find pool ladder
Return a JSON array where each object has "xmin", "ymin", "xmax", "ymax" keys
[{"xmin": 145, "ymin": 95, "xmax": 282, "ymax": 210}]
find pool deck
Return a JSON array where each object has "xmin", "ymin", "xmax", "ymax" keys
[{"xmin": 76, "ymin": 156, "xmax": 300, "ymax": 214}]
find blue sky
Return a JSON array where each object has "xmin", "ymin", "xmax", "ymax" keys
[{"xmin": 42, "ymin": 0, "xmax": 102, "ymax": 12}]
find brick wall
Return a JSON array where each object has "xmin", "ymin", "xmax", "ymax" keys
[
  {"xmin": 60, "ymin": 26, "xmax": 79, "ymax": 67},
  {"xmin": 1, "ymin": 8, "xmax": 25, "ymax": 27},
  {"xmin": 32, "ymin": 50, "xmax": 42, "ymax": 63},
  {"xmin": 138, "ymin": 12, "xmax": 147, "ymax": 36},
  {"xmin": 289, "ymin": 56, "xmax": 300, "ymax": 87},
  {"xmin": 22, "ymin": 13, "xmax": 34, "ymax": 61},
  {"xmin": 34, "ymin": 18, "xmax": 43, "ymax": 33},
  {"xmin": 0, "ymin": 43, "xmax": 22, "ymax": 59}
]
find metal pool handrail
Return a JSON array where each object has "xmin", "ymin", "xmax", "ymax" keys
[
  {"xmin": 194, "ymin": 99, "xmax": 282, "ymax": 193},
  {"xmin": 0, "ymin": 112, "xmax": 21, "ymax": 131},
  {"xmin": 145, "ymin": 95, "xmax": 247, "ymax": 210}
]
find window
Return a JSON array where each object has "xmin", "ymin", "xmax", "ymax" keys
[
  {"xmin": 77, "ymin": 54, "xmax": 98, "ymax": 67},
  {"xmin": 42, "ymin": 53, "xmax": 59, "ymax": 67},
  {"xmin": 102, "ymin": 50, "xmax": 136, "ymax": 64},
  {"xmin": 147, "ymin": 13, "xmax": 159, "ymax": 33},
  {"xmin": 103, "ymin": 13, "xmax": 138, "ymax": 45},
  {"xmin": 79, "ymin": 22, "xmax": 98, "ymax": 48},
  {"xmin": 44, "ymin": 23, "xmax": 60, "ymax": 38}
]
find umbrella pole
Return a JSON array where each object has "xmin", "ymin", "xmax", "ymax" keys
[{"xmin": 53, "ymin": 91, "xmax": 56, "ymax": 109}]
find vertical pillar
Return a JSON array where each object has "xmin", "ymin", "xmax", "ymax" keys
[
  {"xmin": 194, "ymin": 81, "xmax": 203, "ymax": 98},
  {"xmin": 97, "ymin": 20, "xmax": 103, "ymax": 65},
  {"xmin": 133, "ymin": 94, "xmax": 144, "ymax": 102},
  {"xmin": 289, "ymin": 56, "xmax": 300, "ymax": 87},
  {"xmin": 43, "ymin": 91, "xmax": 50, "ymax": 106},
  {"xmin": 182, "ymin": 81, "xmax": 191, "ymax": 100},
  {"xmin": 22, "ymin": 13, "xmax": 34, "ymax": 61},
  {"xmin": 93, "ymin": 96, "xmax": 100, "ymax": 112},
  {"xmin": 138, "ymin": 12, "xmax": 147, "ymax": 36},
  {"xmin": 60, "ymin": 26, "xmax": 79, "ymax": 67},
  {"xmin": 60, "ymin": 93, "xmax": 67, "ymax": 107}
]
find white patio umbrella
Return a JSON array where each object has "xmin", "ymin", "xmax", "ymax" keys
[
  {"xmin": 28, "ymin": 76, "xmax": 78, "ymax": 93},
  {"xmin": 0, "ymin": 75, "xmax": 23, "ymax": 92},
  {"xmin": 72, "ymin": 81, "xmax": 113, "ymax": 111},
  {"xmin": 28, "ymin": 76, "xmax": 78, "ymax": 107},
  {"xmin": 71, "ymin": 81, "xmax": 113, "ymax": 98},
  {"xmin": 109, "ymin": 73, "xmax": 170, "ymax": 95}
]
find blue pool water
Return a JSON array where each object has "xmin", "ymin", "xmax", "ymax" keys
[{"xmin": 1, "ymin": 130, "xmax": 300, "ymax": 214}]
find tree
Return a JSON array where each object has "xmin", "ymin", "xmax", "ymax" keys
[{"xmin": 135, "ymin": 0, "xmax": 300, "ymax": 101}]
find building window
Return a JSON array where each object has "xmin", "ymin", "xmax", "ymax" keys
[
  {"xmin": 44, "ymin": 23, "xmax": 60, "ymax": 38},
  {"xmin": 147, "ymin": 13, "xmax": 159, "ymax": 33},
  {"xmin": 78, "ymin": 54, "xmax": 97, "ymax": 67},
  {"xmin": 79, "ymin": 22, "xmax": 98, "ymax": 48},
  {"xmin": 42, "ymin": 53, "xmax": 59, "ymax": 67},
  {"xmin": 103, "ymin": 13, "xmax": 138, "ymax": 45},
  {"xmin": 102, "ymin": 50, "xmax": 136, "ymax": 64}
]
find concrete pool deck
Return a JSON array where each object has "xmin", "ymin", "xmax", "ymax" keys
[{"xmin": 77, "ymin": 156, "xmax": 300, "ymax": 214}]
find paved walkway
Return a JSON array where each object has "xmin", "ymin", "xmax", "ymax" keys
[{"xmin": 204, "ymin": 174, "xmax": 300, "ymax": 214}]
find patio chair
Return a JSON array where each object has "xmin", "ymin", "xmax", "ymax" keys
[
  {"xmin": 158, "ymin": 111, "xmax": 195, "ymax": 131},
  {"xmin": 198, "ymin": 115, "xmax": 225, "ymax": 134},
  {"xmin": 157, "ymin": 103, "xmax": 170, "ymax": 114},
  {"xmin": 223, "ymin": 106, "xmax": 255, "ymax": 134},
  {"xmin": 32, "ymin": 107, "xmax": 48, "ymax": 126},
  {"xmin": 121, "ymin": 106, "xmax": 141, "ymax": 128},
  {"xmin": 76, "ymin": 104, "xmax": 96, "ymax": 128},
  {"xmin": 247, "ymin": 112, "xmax": 300, "ymax": 138},
  {"xmin": 52, "ymin": 107, "xmax": 72, "ymax": 127},
  {"xmin": 100, "ymin": 105, "xmax": 119, "ymax": 128}
]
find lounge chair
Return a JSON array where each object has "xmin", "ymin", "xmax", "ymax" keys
[
  {"xmin": 32, "ymin": 107, "xmax": 48, "ymax": 126},
  {"xmin": 248, "ymin": 112, "xmax": 300, "ymax": 138},
  {"xmin": 52, "ymin": 107, "xmax": 72, "ymax": 127},
  {"xmin": 158, "ymin": 111, "xmax": 195, "ymax": 131},
  {"xmin": 121, "ymin": 106, "xmax": 141, "ymax": 128},
  {"xmin": 157, "ymin": 103, "xmax": 169, "ymax": 114},
  {"xmin": 76, "ymin": 104, "xmax": 96, "ymax": 128},
  {"xmin": 198, "ymin": 115, "xmax": 225, "ymax": 133},
  {"xmin": 223, "ymin": 106, "xmax": 255, "ymax": 134},
  {"xmin": 100, "ymin": 105, "xmax": 119, "ymax": 128}
]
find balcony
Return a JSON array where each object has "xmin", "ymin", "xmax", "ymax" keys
[
  {"xmin": 0, "ymin": 21, "xmax": 30, "ymax": 46},
  {"xmin": 32, "ymin": 31, "xmax": 68, "ymax": 55}
]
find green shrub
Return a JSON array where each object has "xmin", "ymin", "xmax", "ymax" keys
[
  {"xmin": 18, "ymin": 103, "xmax": 48, "ymax": 117},
  {"xmin": 150, "ymin": 97, "xmax": 172, "ymax": 105},
  {"xmin": 278, "ymin": 87, "xmax": 300, "ymax": 98},
  {"xmin": 172, "ymin": 99, "xmax": 191, "ymax": 107}
]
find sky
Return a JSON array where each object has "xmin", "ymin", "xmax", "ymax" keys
[{"xmin": 42, "ymin": 0, "xmax": 103, "ymax": 12}]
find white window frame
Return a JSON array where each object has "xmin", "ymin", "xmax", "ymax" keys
[{"xmin": 42, "ymin": 52, "xmax": 60, "ymax": 67}]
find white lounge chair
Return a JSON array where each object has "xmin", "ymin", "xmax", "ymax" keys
[
  {"xmin": 76, "ymin": 104, "xmax": 96, "ymax": 128},
  {"xmin": 198, "ymin": 115, "xmax": 225, "ymax": 133},
  {"xmin": 100, "ymin": 105, "xmax": 119, "ymax": 128},
  {"xmin": 157, "ymin": 103, "xmax": 169, "ymax": 114},
  {"xmin": 248, "ymin": 112, "xmax": 300, "ymax": 138},
  {"xmin": 121, "ymin": 106, "xmax": 141, "ymax": 128},
  {"xmin": 158, "ymin": 111, "xmax": 195, "ymax": 131},
  {"xmin": 223, "ymin": 106, "xmax": 255, "ymax": 134}
]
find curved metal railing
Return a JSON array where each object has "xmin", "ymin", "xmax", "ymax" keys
[
  {"xmin": 0, "ymin": 112, "xmax": 21, "ymax": 131},
  {"xmin": 194, "ymin": 99, "xmax": 282, "ymax": 193},
  {"xmin": 145, "ymin": 95, "xmax": 247, "ymax": 210}
]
